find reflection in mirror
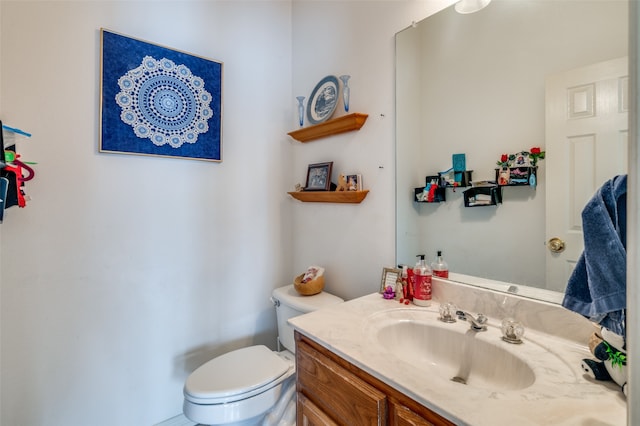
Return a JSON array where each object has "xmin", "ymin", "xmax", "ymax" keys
[{"xmin": 395, "ymin": 0, "xmax": 628, "ymax": 302}]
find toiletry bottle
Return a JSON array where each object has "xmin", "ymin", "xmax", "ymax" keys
[
  {"xmin": 400, "ymin": 265, "xmax": 412, "ymax": 302},
  {"xmin": 412, "ymin": 254, "xmax": 432, "ymax": 306},
  {"xmin": 432, "ymin": 250, "xmax": 449, "ymax": 278},
  {"xmin": 395, "ymin": 265, "xmax": 404, "ymax": 300}
]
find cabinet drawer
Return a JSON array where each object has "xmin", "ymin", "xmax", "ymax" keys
[
  {"xmin": 391, "ymin": 403, "xmax": 438, "ymax": 426},
  {"xmin": 297, "ymin": 392, "xmax": 339, "ymax": 426},
  {"xmin": 297, "ymin": 340, "xmax": 387, "ymax": 425}
]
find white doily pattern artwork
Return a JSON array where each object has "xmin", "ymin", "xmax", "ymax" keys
[{"xmin": 115, "ymin": 56, "xmax": 213, "ymax": 148}]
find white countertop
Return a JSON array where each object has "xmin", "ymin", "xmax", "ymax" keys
[{"xmin": 289, "ymin": 291, "xmax": 627, "ymax": 426}]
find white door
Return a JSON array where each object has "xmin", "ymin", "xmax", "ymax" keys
[{"xmin": 545, "ymin": 57, "xmax": 628, "ymax": 292}]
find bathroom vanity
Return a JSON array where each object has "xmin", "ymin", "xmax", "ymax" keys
[
  {"xmin": 296, "ymin": 333, "xmax": 454, "ymax": 425},
  {"xmin": 296, "ymin": 331, "xmax": 453, "ymax": 425},
  {"xmin": 289, "ymin": 279, "xmax": 627, "ymax": 425}
]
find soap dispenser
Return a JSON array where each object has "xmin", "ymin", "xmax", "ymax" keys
[
  {"xmin": 412, "ymin": 254, "xmax": 432, "ymax": 306},
  {"xmin": 432, "ymin": 251, "xmax": 449, "ymax": 278}
]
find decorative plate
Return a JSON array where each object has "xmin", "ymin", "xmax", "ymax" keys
[{"xmin": 306, "ymin": 75, "xmax": 339, "ymax": 125}]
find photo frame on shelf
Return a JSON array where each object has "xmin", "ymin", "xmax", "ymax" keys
[
  {"xmin": 305, "ymin": 162, "xmax": 333, "ymax": 191},
  {"xmin": 100, "ymin": 29, "xmax": 223, "ymax": 162},
  {"xmin": 512, "ymin": 151, "xmax": 532, "ymax": 167},
  {"xmin": 345, "ymin": 174, "xmax": 362, "ymax": 191},
  {"xmin": 497, "ymin": 168, "xmax": 510, "ymax": 185},
  {"xmin": 380, "ymin": 267, "xmax": 401, "ymax": 293}
]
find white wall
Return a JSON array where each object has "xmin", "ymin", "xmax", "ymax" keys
[
  {"xmin": 0, "ymin": 1, "xmax": 293, "ymax": 424},
  {"xmin": 290, "ymin": 0, "xmax": 453, "ymax": 301}
]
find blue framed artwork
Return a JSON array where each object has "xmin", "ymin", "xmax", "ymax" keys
[{"xmin": 100, "ymin": 29, "xmax": 223, "ymax": 162}]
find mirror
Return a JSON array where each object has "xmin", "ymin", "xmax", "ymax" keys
[{"xmin": 396, "ymin": 0, "xmax": 628, "ymax": 302}]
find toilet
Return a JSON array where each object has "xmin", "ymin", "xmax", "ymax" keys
[{"xmin": 183, "ymin": 284, "xmax": 343, "ymax": 425}]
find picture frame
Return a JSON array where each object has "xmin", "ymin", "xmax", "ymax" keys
[
  {"xmin": 99, "ymin": 29, "xmax": 223, "ymax": 162},
  {"xmin": 511, "ymin": 151, "xmax": 532, "ymax": 167},
  {"xmin": 498, "ymin": 168, "xmax": 510, "ymax": 185},
  {"xmin": 345, "ymin": 174, "xmax": 362, "ymax": 191},
  {"xmin": 305, "ymin": 162, "xmax": 333, "ymax": 191},
  {"xmin": 380, "ymin": 267, "xmax": 401, "ymax": 293}
]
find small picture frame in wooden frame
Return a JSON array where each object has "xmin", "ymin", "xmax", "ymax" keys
[
  {"xmin": 345, "ymin": 173, "xmax": 362, "ymax": 191},
  {"xmin": 380, "ymin": 267, "xmax": 401, "ymax": 293},
  {"xmin": 305, "ymin": 161, "xmax": 333, "ymax": 191}
]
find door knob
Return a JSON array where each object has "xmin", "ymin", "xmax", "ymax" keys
[{"xmin": 548, "ymin": 237, "xmax": 566, "ymax": 253}]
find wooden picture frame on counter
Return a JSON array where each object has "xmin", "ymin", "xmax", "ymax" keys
[{"xmin": 380, "ymin": 267, "xmax": 401, "ymax": 293}]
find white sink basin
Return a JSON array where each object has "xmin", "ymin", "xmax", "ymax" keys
[{"xmin": 365, "ymin": 308, "xmax": 572, "ymax": 392}]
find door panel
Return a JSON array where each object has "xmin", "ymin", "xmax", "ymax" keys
[{"xmin": 545, "ymin": 57, "xmax": 628, "ymax": 290}]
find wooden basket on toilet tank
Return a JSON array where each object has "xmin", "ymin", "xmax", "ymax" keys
[{"xmin": 294, "ymin": 267, "xmax": 325, "ymax": 295}]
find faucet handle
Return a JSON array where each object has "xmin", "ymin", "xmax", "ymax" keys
[
  {"xmin": 439, "ymin": 302, "xmax": 458, "ymax": 323},
  {"xmin": 476, "ymin": 313, "xmax": 488, "ymax": 325},
  {"xmin": 501, "ymin": 317, "xmax": 525, "ymax": 344}
]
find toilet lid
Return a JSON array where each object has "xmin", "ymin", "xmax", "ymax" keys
[{"xmin": 185, "ymin": 345, "xmax": 292, "ymax": 401}]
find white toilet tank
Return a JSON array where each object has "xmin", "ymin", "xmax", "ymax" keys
[{"xmin": 271, "ymin": 284, "xmax": 343, "ymax": 353}]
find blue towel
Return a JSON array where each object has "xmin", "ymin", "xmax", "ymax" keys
[{"xmin": 562, "ymin": 175, "xmax": 627, "ymax": 338}]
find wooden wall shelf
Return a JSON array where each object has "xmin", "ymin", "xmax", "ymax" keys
[
  {"xmin": 288, "ymin": 113, "xmax": 368, "ymax": 142},
  {"xmin": 287, "ymin": 190, "xmax": 369, "ymax": 204}
]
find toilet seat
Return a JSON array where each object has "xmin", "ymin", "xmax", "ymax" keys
[{"xmin": 184, "ymin": 345, "xmax": 294, "ymax": 405}]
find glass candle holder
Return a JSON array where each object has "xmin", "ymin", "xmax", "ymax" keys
[
  {"xmin": 296, "ymin": 96, "xmax": 305, "ymax": 127},
  {"xmin": 339, "ymin": 75, "xmax": 350, "ymax": 112}
]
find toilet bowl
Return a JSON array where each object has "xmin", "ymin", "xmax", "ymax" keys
[
  {"xmin": 183, "ymin": 345, "xmax": 295, "ymax": 425},
  {"xmin": 183, "ymin": 284, "xmax": 343, "ymax": 425}
]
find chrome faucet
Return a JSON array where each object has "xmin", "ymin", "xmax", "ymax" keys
[{"xmin": 456, "ymin": 310, "xmax": 488, "ymax": 331}]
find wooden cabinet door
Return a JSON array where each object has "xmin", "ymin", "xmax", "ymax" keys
[
  {"xmin": 295, "ymin": 332, "xmax": 455, "ymax": 426},
  {"xmin": 297, "ymin": 340, "xmax": 387, "ymax": 425},
  {"xmin": 297, "ymin": 392, "xmax": 339, "ymax": 426}
]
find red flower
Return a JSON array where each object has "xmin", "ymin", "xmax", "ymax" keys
[
  {"xmin": 501, "ymin": 154, "xmax": 508, "ymax": 163},
  {"xmin": 530, "ymin": 147, "xmax": 541, "ymax": 155}
]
